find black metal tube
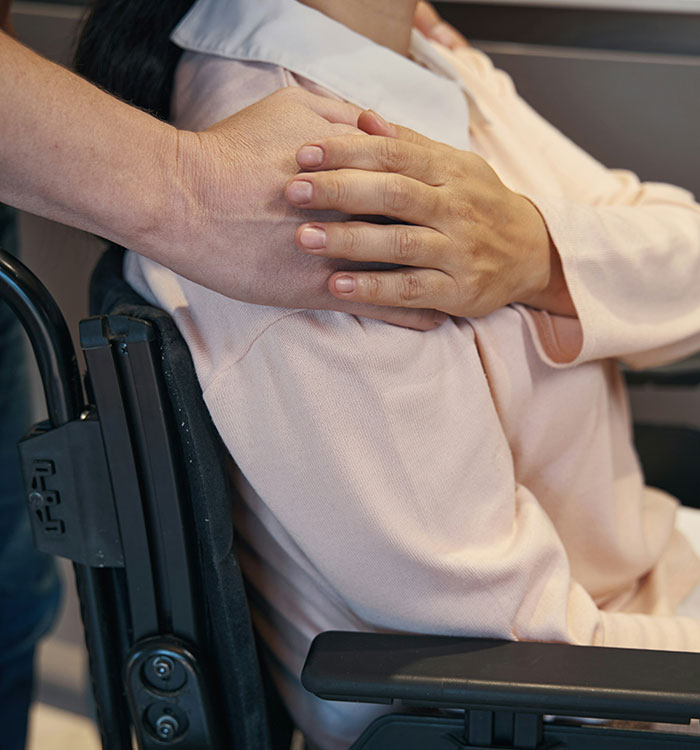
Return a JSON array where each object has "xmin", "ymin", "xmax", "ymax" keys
[
  {"xmin": 0, "ymin": 247, "xmax": 83, "ymax": 426},
  {"xmin": 75, "ymin": 566, "xmax": 135, "ymax": 750},
  {"xmin": 1, "ymin": 247, "xmax": 131, "ymax": 749}
]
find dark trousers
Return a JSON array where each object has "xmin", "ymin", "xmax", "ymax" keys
[{"xmin": 0, "ymin": 205, "xmax": 61, "ymax": 750}]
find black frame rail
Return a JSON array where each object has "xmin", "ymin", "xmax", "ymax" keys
[{"xmin": 0, "ymin": 248, "xmax": 217, "ymax": 750}]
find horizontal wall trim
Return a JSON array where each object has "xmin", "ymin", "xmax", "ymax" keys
[
  {"xmin": 475, "ymin": 40, "xmax": 700, "ymax": 66},
  {"xmin": 440, "ymin": 0, "xmax": 700, "ymax": 13},
  {"xmin": 434, "ymin": 2, "xmax": 700, "ymax": 55}
]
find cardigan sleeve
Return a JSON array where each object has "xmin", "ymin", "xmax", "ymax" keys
[
  {"xmin": 448, "ymin": 45, "xmax": 700, "ymax": 370},
  {"xmin": 202, "ymin": 309, "xmax": 700, "ymax": 653}
]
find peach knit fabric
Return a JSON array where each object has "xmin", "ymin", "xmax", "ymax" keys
[{"xmin": 125, "ymin": 32, "xmax": 700, "ymax": 749}]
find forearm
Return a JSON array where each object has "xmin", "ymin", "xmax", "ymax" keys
[{"xmin": 0, "ymin": 31, "xmax": 185, "ymax": 261}]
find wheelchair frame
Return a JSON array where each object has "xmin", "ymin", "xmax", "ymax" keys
[{"xmin": 3, "ymin": 245, "xmax": 700, "ymax": 750}]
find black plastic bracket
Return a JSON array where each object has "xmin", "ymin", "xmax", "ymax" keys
[
  {"xmin": 445, "ymin": 710, "xmax": 561, "ymax": 749},
  {"xmin": 18, "ymin": 409, "xmax": 124, "ymax": 568},
  {"xmin": 126, "ymin": 637, "xmax": 218, "ymax": 749}
]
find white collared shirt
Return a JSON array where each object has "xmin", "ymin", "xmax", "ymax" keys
[{"xmin": 172, "ymin": 0, "xmax": 477, "ymax": 149}]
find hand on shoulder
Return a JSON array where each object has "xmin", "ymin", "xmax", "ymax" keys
[{"xmin": 166, "ymin": 88, "xmax": 444, "ymax": 331}]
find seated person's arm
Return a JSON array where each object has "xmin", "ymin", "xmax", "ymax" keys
[
  {"xmin": 201, "ymin": 305, "xmax": 700, "ymax": 653},
  {"xmin": 294, "ymin": 45, "xmax": 700, "ymax": 369}
]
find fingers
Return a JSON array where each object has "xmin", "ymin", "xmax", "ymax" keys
[
  {"xmin": 297, "ymin": 134, "xmax": 446, "ymax": 186},
  {"xmin": 352, "ymin": 304, "xmax": 448, "ymax": 331},
  {"xmin": 285, "ymin": 169, "xmax": 439, "ymax": 227},
  {"xmin": 356, "ymin": 110, "xmax": 396, "ymax": 138},
  {"xmin": 286, "ymin": 87, "xmax": 363, "ymax": 126},
  {"xmin": 414, "ymin": 1, "xmax": 443, "ymax": 35},
  {"xmin": 356, "ymin": 110, "xmax": 449, "ymax": 153},
  {"xmin": 413, "ymin": 1, "xmax": 469, "ymax": 50},
  {"xmin": 296, "ymin": 221, "xmax": 448, "ymax": 269},
  {"xmin": 327, "ymin": 267, "xmax": 452, "ymax": 310}
]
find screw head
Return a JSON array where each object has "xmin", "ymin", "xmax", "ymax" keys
[
  {"xmin": 151, "ymin": 656, "xmax": 175, "ymax": 680},
  {"xmin": 154, "ymin": 714, "xmax": 179, "ymax": 740},
  {"xmin": 119, "ymin": 342, "xmax": 128, "ymax": 354},
  {"xmin": 28, "ymin": 490, "xmax": 44, "ymax": 507}
]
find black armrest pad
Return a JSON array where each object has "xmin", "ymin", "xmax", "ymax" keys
[
  {"xmin": 624, "ymin": 352, "xmax": 700, "ymax": 386},
  {"xmin": 302, "ymin": 632, "xmax": 700, "ymax": 722}
]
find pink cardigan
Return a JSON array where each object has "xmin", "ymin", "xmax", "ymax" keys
[{"xmin": 126, "ymin": 40, "xmax": 700, "ymax": 748}]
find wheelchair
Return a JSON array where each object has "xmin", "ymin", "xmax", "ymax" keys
[{"xmin": 3, "ymin": 244, "xmax": 700, "ymax": 750}]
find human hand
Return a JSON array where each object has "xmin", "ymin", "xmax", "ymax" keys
[
  {"xmin": 166, "ymin": 87, "xmax": 442, "ymax": 331},
  {"xmin": 413, "ymin": 1, "xmax": 469, "ymax": 50},
  {"xmin": 286, "ymin": 111, "xmax": 574, "ymax": 319}
]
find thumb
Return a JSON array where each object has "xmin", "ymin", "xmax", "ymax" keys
[{"xmin": 358, "ymin": 110, "xmax": 451, "ymax": 151}]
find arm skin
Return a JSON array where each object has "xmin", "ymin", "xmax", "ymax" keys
[
  {"xmin": 0, "ymin": 29, "xmax": 185, "ymax": 262},
  {"xmin": 0, "ymin": 25, "xmax": 441, "ymax": 329}
]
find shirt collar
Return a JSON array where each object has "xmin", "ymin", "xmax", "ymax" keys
[{"xmin": 172, "ymin": 0, "xmax": 480, "ymax": 150}]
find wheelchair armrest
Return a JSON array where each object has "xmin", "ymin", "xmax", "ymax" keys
[
  {"xmin": 623, "ymin": 352, "xmax": 700, "ymax": 386},
  {"xmin": 302, "ymin": 631, "xmax": 700, "ymax": 724}
]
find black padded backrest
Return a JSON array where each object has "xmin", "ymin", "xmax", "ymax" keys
[{"xmin": 89, "ymin": 246, "xmax": 275, "ymax": 750}]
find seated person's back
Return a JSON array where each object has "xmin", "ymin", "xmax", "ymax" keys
[{"xmin": 124, "ymin": 0, "xmax": 700, "ymax": 747}]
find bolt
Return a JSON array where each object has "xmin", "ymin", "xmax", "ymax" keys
[
  {"xmin": 151, "ymin": 655, "xmax": 175, "ymax": 680},
  {"xmin": 119, "ymin": 342, "xmax": 128, "ymax": 354},
  {"xmin": 28, "ymin": 491, "xmax": 44, "ymax": 507},
  {"xmin": 154, "ymin": 714, "xmax": 179, "ymax": 740}
]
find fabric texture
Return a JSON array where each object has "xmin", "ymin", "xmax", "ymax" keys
[{"xmin": 124, "ymin": 1, "xmax": 700, "ymax": 747}]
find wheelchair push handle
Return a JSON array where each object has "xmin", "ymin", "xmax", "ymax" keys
[{"xmin": 0, "ymin": 246, "xmax": 83, "ymax": 427}]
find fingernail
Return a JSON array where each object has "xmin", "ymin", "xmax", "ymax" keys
[
  {"xmin": 368, "ymin": 110, "xmax": 389, "ymax": 129},
  {"xmin": 299, "ymin": 226, "xmax": 326, "ymax": 250},
  {"xmin": 286, "ymin": 180, "xmax": 313, "ymax": 204},
  {"xmin": 297, "ymin": 145, "xmax": 324, "ymax": 168},
  {"xmin": 334, "ymin": 275, "xmax": 356, "ymax": 293}
]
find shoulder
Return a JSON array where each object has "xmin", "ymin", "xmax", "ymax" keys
[{"xmin": 172, "ymin": 52, "xmax": 296, "ymax": 130}]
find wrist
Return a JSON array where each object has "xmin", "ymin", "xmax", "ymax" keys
[
  {"xmin": 515, "ymin": 195, "xmax": 576, "ymax": 317},
  {"xmin": 121, "ymin": 124, "xmax": 199, "ymax": 267},
  {"xmin": 511, "ymin": 193, "xmax": 552, "ymax": 300}
]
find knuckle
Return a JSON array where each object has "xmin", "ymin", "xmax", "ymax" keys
[
  {"xmin": 398, "ymin": 271, "xmax": 423, "ymax": 303},
  {"xmin": 383, "ymin": 174, "xmax": 410, "ymax": 215},
  {"xmin": 380, "ymin": 138, "xmax": 407, "ymax": 172},
  {"xmin": 340, "ymin": 226, "xmax": 359, "ymax": 256},
  {"xmin": 363, "ymin": 273, "xmax": 383, "ymax": 303},
  {"xmin": 442, "ymin": 156, "xmax": 460, "ymax": 182},
  {"xmin": 325, "ymin": 174, "xmax": 347, "ymax": 206},
  {"xmin": 392, "ymin": 227, "xmax": 417, "ymax": 263}
]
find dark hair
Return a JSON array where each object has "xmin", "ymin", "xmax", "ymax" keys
[{"xmin": 74, "ymin": 0, "xmax": 196, "ymax": 121}]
